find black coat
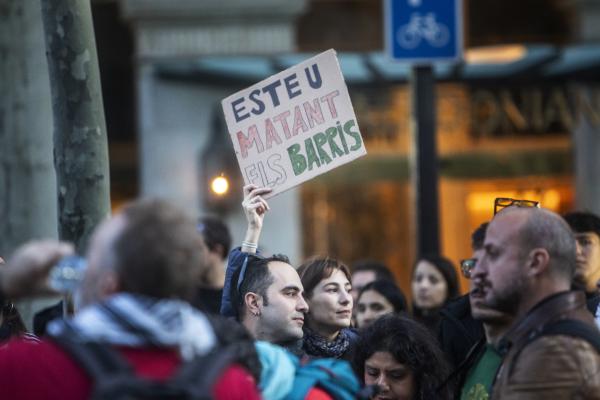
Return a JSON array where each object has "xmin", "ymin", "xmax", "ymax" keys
[{"xmin": 437, "ymin": 294, "xmax": 485, "ymax": 368}]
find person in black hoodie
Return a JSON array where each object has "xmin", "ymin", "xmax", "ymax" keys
[{"xmin": 437, "ymin": 224, "xmax": 487, "ymax": 369}]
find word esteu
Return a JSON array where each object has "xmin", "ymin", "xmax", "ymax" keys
[{"xmin": 231, "ymin": 64, "xmax": 323, "ymax": 123}]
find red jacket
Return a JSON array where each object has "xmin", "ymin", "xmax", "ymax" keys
[{"xmin": 0, "ymin": 338, "xmax": 260, "ymax": 400}]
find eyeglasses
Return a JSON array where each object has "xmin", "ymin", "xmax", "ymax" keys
[
  {"xmin": 493, "ymin": 197, "xmax": 540, "ymax": 215},
  {"xmin": 460, "ymin": 258, "xmax": 477, "ymax": 279},
  {"xmin": 236, "ymin": 253, "xmax": 265, "ymax": 292}
]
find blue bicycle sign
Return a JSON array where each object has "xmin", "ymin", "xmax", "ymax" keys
[
  {"xmin": 385, "ymin": 0, "xmax": 462, "ymax": 63},
  {"xmin": 397, "ymin": 13, "xmax": 449, "ymax": 49}
]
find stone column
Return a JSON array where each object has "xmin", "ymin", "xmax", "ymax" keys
[
  {"xmin": 570, "ymin": 0, "xmax": 600, "ymax": 213},
  {"xmin": 119, "ymin": 0, "xmax": 307, "ymax": 263}
]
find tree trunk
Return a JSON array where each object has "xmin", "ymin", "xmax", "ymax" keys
[
  {"xmin": 0, "ymin": 0, "xmax": 61, "ymax": 330},
  {"xmin": 40, "ymin": 0, "xmax": 111, "ymax": 253},
  {"xmin": 0, "ymin": 0, "xmax": 58, "ymax": 256}
]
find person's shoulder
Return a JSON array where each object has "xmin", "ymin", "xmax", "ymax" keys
[
  {"xmin": 586, "ymin": 291, "xmax": 600, "ymax": 314},
  {"xmin": 440, "ymin": 294, "xmax": 471, "ymax": 319},
  {"xmin": 514, "ymin": 334, "xmax": 600, "ymax": 377},
  {"xmin": 0, "ymin": 338, "xmax": 90, "ymax": 399},
  {"xmin": 344, "ymin": 327, "xmax": 360, "ymax": 341},
  {"xmin": 214, "ymin": 364, "xmax": 261, "ymax": 400}
]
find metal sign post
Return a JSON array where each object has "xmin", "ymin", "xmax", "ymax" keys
[{"xmin": 385, "ymin": 0, "xmax": 462, "ymax": 257}]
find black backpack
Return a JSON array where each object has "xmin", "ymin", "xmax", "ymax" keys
[{"xmin": 50, "ymin": 325, "xmax": 237, "ymax": 400}]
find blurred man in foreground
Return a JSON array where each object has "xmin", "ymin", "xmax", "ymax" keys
[{"xmin": 0, "ymin": 199, "xmax": 259, "ymax": 400}]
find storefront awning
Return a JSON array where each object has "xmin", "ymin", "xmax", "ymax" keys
[{"xmin": 156, "ymin": 44, "xmax": 600, "ymax": 86}]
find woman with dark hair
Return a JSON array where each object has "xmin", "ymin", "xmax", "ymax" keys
[
  {"xmin": 297, "ymin": 257, "xmax": 358, "ymax": 360},
  {"xmin": 411, "ymin": 255, "xmax": 459, "ymax": 332},
  {"xmin": 356, "ymin": 280, "xmax": 407, "ymax": 329},
  {"xmin": 353, "ymin": 314, "xmax": 452, "ymax": 400}
]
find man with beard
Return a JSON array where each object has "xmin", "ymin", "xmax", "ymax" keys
[
  {"xmin": 458, "ymin": 222, "xmax": 513, "ymax": 400},
  {"xmin": 471, "ymin": 206, "xmax": 600, "ymax": 399}
]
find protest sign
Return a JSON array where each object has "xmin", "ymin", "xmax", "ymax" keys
[{"xmin": 221, "ymin": 49, "xmax": 367, "ymax": 198}]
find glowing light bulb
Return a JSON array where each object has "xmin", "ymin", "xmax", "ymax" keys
[{"xmin": 210, "ymin": 175, "xmax": 229, "ymax": 196}]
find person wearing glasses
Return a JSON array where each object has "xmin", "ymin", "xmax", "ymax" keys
[
  {"xmin": 437, "ymin": 224, "xmax": 487, "ymax": 370},
  {"xmin": 454, "ymin": 225, "xmax": 514, "ymax": 400},
  {"xmin": 410, "ymin": 255, "xmax": 459, "ymax": 333},
  {"xmin": 473, "ymin": 206, "xmax": 600, "ymax": 399},
  {"xmin": 221, "ymin": 185, "xmax": 309, "ymax": 356},
  {"xmin": 222, "ymin": 184, "xmax": 361, "ymax": 360}
]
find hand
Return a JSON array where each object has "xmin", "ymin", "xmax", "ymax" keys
[
  {"xmin": 1, "ymin": 240, "xmax": 74, "ymax": 299},
  {"xmin": 242, "ymin": 184, "xmax": 272, "ymax": 231}
]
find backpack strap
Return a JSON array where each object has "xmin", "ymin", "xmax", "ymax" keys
[
  {"xmin": 536, "ymin": 319, "xmax": 600, "ymax": 353},
  {"xmin": 49, "ymin": 324, "xmax": 161, "ymax": 400},
  {"xmin": 50, "ymin": 324, "xmax": 235, "ymax": 400},
  {"xmin": 49, "ymin": 323, "xmax": 134, "ymax": 382}
]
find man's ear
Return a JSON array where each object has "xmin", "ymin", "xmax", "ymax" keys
[
  {"xmin": 526, "ymin": 248, "xmax": 550, "ymax": 277},
  {"xmin": 244, "ymin": 292, "xmax": 262, "ymax": 316}
]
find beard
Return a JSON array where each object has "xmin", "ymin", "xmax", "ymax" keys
[{"xmin": 485, "ymin": 275, "xmax": 526, "ymax": 316}]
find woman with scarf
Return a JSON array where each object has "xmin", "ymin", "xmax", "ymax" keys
[
  {"xmin": 297, "ymin": 257, "xmax": 358, "ymax": 361},
  {"xmin": 221, "ymin": 184, "xmax": 359, "ymax": 360}
]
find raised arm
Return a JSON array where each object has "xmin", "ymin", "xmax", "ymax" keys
[
  {"xmin": 220, "ymin": 184, "xmax": 272, "ymax": 317},
  {"xmin": 0, "ymin": 240, "xmax": 73, "ymax": 302},
  {"xmin": 240, "ymin": 184, "xmax": 272, "ymax": 254}
]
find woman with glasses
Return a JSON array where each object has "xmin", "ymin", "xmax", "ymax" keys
[
  {"xmin": 411, "ymin": 255, "xmax": 459, "ymax": 333},
  {"xmin": 355, "ymin": 280, "xmax": 407, "ymax": 329}
]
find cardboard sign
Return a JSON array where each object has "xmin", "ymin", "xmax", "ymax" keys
[{"xmin": 221, "ymin": 49, "xmax": 367, "ymax": 197}]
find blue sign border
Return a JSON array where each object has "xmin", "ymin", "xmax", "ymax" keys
[{"xmin": 384, "ymin": 0, "xmax": 464, "ymax": 64}]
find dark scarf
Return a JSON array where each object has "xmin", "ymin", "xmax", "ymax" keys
[{"xmin": 302, "ymin": 327, "xmax": 350, "ymax": 358}]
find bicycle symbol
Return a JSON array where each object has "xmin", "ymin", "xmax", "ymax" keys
[{"xmin": 396, "ymin": 12, "xmax": 449, "ymax": 49}]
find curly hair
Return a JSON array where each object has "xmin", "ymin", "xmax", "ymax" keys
[{"xmin": 353, "ymin": 314, "xmax": 452, "ymax": 400}]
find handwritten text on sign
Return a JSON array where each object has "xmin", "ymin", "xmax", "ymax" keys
[{"xmin": 221, "ymin": 49, "xmax": 367, "ymax": 197}]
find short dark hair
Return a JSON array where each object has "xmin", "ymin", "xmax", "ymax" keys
[
  {"xmin": 351, "ymin": 259, "xmax": 395, "ymax": 283},
  {"xmin": 198, "ymin": 216, "xmax": 232, "ymax": 260},
  {"xmin": 113, "ymin": 199, "xmax": 205, "ymax": 301},
  {"xmin": 563, "ymin": 211, "xmax": 600, "ymax": 238},
  {"xmin": 297, "ymin": 257, "xmax": 351, "ymax": 299},
  {"xmin": 230, "ymin": 253, "xmax": 290, "ymax": 319},
  {"xmin": 471, "ymin": 222, "xmax": 488, "ymax": 251},
  {"xmin": 358, "ymin": 280, "xmax": 407, "ymax": 313},
  {"xmin": 353, "ymin": 314, "xmax": 451, "ymax": 399}
]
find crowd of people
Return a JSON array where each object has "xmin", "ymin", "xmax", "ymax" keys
[{"xmin": 0, "ymin": 185, "xmax": 600, "ymax": 399}]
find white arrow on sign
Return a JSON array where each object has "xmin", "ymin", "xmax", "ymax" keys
[{"xmin": 408, "ymin": 0, "xmax": 421, "ymax": 6}]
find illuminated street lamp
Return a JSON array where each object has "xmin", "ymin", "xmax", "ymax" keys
[{"xmin": 210, "ymin": 174, "xmax": 229, "ymax": 196}]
